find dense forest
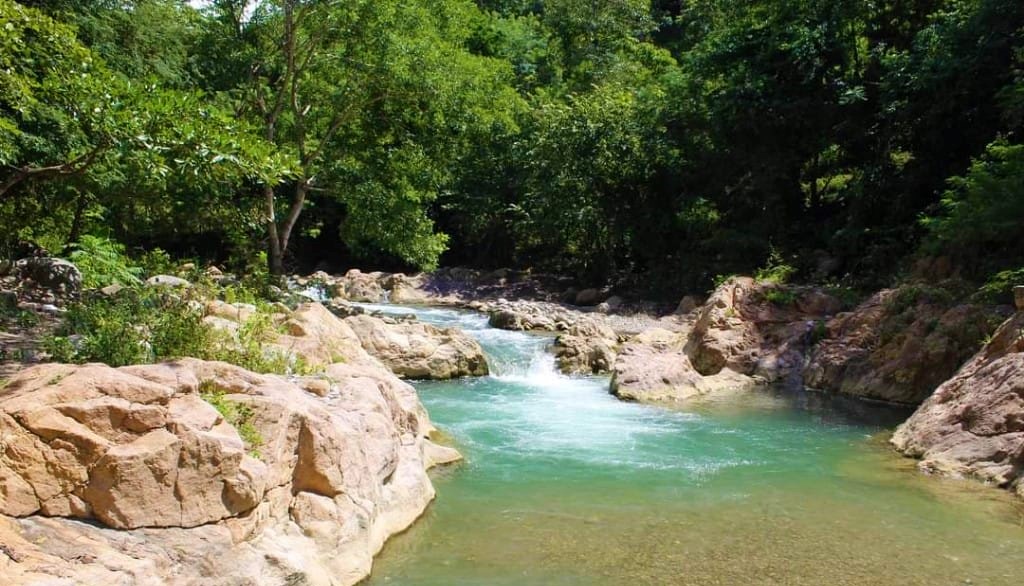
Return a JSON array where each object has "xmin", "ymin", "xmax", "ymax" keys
[{"xmin": 2, "ymin": 0, "xmax": 1023, "ymax": 299}]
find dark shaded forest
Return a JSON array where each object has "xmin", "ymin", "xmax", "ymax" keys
[{"xmin": 3, "ymin": 0, "xmax": 1023, "ymax": 299}]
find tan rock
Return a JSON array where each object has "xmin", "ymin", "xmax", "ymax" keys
[
  {"xmin": 554, "ymin": 318, "xmax": 619, "ymax": 374},
  {"xmin": 611, "ymin": 328, "xmax": 758, "ymax": 403},
  {"xmin": 0, "ymin": 352, "xmax": 459, "ymax": 584},
  {"xmin": 684, "ymin": 277, "xmax": 833, "ymax": 382},
  {"xmin": 329, "ymin": 269, "xmax": 386, "ymax": 302},
  {"xmin": 344, "ymin": 314, "xmax": 488, "ymax": 379}
]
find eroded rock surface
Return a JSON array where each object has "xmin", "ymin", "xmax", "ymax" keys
[
  {"xmin": 611, "ymin": 328, "xmax": 758, "ymax": 403},
  {"xmin": 553, "ymin": 319, "xmax": 620, "ymax": 375},
  {"xmin": 610, "ymin": 277, "xmax": 840, "ymax": 404},
  {"xmin": 804, "ymin": 287, "xmax": 1007, "ymax": 404},
  {"xmin": 892, "ymin": 311, "xmax": 1024, "ymax": 497},
  {"xmin": 344, "ymin": 314, "xmax": 488, "ymax": 380},
  {"xmin": 0, "ymin": 302, "xmax": 460, "ymax": 585}
]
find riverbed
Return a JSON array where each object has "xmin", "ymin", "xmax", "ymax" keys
[{"xmin": 361, "ymin": 304, "xmax": 1024, "ymax": 585}]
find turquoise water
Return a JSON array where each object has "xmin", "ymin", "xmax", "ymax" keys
[{"xmin": 361, "ymin": 305, "xmax": 1024, "ymax": 586}]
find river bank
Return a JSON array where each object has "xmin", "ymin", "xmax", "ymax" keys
[{"xmin": 1, "ymin": 262, "xmax": 1022, "ymax": 584}]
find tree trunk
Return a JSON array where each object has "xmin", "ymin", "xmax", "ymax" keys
[
  {"xmin": 265, "ymin": 184, "xmax": 285, "ymax": 277},
  {"xmin": 264, "ymin": 183, "xmax": 308, "ymax": 278},
  {"xmin": 67, "ymin": 192, "xmax": 88, "ymax": 246}
]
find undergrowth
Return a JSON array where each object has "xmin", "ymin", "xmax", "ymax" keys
[{"xmin": 199, "ymin": 380, "xmax": 263, "ymax": 458}]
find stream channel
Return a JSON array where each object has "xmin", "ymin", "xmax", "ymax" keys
[{"xmin": 359, "ymin": 303, "xmax": 1024, "ymax": 585}]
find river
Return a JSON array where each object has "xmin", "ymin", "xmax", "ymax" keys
[{"xmin": 360, "ymin": 304, "xmax": 1024, "ymax": 585}]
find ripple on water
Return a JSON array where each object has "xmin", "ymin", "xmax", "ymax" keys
[{"xmin": 362, "ymin": 303, "xmax": 1024, "ymax": 586}]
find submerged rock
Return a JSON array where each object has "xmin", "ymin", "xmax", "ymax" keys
[{"xmin": 892, "ymin": 311, "xmax": 1024, "ymax": 497}]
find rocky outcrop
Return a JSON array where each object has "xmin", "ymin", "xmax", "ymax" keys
[
  {"xmin": 344, "ymin": 314, "xmax": 488, "ymax": 380},
  {"xmin": 553, "ymin": 319, "xmax": 620, "ymax": 375},
  {"xmin": 0, "ymin": 302, "xmax": 460, "ymax": 585},
  {"xmin": 804, "ymin": 286, "xmax": 1007, "ymax": 404},
  {"xmin": 483, "ymin": 299, "xmax": 565, "ymax": 332},
  {"xmin": 609, "ymin": 277, "xmax": 841, "ymax": 405},
  {"xmin": 328, "ymin": 269, "xmax": 388, "ymax": 302},
  {"xmin": 611, "ymin": 328, "xmax": 758, "ymax": 403},
  {"xmin": 685, "ymin": 277, "xmax": 840, "ymax": 382},
  {"xmin": 892, "ymin": 311, "xmax": 1024, "ymax": 498}
]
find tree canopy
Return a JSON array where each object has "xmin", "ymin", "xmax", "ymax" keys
[{"xmin": 2, "ymin": 0, "xmax": 1022, "ymax": 294}]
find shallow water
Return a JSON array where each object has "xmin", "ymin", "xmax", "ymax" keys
[{"xmin": 361, "ymin": 304, "xmax": 1024, "ymax": 586}]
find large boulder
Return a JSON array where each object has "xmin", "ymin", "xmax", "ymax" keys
[
  {"xmin": 553, "ymin": 319, "xmax": 619, "ymax": 374},
  {"xmin": 484, "ymin": 300, "xmax": 560, "ymax": 332},
  {"xmin": 804, "ymin": 287, "xmax": 1007, "ymax": 404},
  {"xmin": 344, "ymin": 314, "xmax": 488, "ymax": 380},
  {"xmin": 611, "ymin": 328, "xmax": 758, "ymax": 403},
  {"xmin": 684, "ymin": 277, "xmax": 838, "ymax": 382},
  {"xmin": 0, "ymin": 354, "xmax": 458, "ymax": 584},
  {"xmin": 16, "ymin": 257, "xmax": 81, "ymax": 296},
  {"xmin": 892, "ymin": 311, "xmax": 1024, "ymax": 497},
  {"xmin": 574, "ymin": 288, "xmax": 604, "ymax": 307},
  {"xmin": 329, "ymin": 269, "xmax": 386, "ymax": 303}
]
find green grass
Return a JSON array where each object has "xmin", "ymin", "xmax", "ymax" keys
[{"xmin": 199, "ymin": 380, "xmax": 263, "ymax": 459}]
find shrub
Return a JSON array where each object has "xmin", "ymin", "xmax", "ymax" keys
[
  {"xmin": 763, "ymin": 287, "xmax": 797, "ymax": 306},
  {"xmin": 50, "ymin": 290, "xmax": 209, "ymax": 366},
  {"xmin": 199, "ymin": 381, "xmax": 263, "ymax": 458},
  {"xmin": 974, "ymin": 268, "xmax": 1024, "ymax": 305},
  {"xmin": 136, "ymin": 248, "xmax": 175, "ymax": 278},
  {"xmin": 755, "ymin": 247, "xmax": 797, "ymax": 284},
  {"xmin": 69, "ymin": 235, "xmax": 143, "ymax": 289}
]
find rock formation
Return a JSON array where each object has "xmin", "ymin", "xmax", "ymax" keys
[
  {"xmin": 611, "ymin": 328, "xmax": 757, "ymax": 403},
  {"xmin": 892, "ymin": 310, "xmax": 1024, "ymax": 497},
  {"xmin": 344, "ymin": 314, "xmax": 488, "ymax": 380},
  {"xmin": 0, "ymin": 301, "xmax": 460, "ymax": 585},
  {"xmin": 804, "ymin": 286, "xmax": 1007, "ymax": 404},
  {"xmin": 553, "ymin": 319, "xmax": 620, "ymax": 375},
  {"xmin": 610, "ymin": 277, "xmax": 840, "ymax": 404}
]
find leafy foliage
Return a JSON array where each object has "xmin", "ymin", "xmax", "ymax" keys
[
  {"xmin": 3, "ymin": 0, "xmax": 1024, "ymax": 300},
  {"xmin": 199, "ymin": 381, "xmax": 263, "ymax": 458},
  {"xmin": 69, "ymin": 235, "xmax": 143, "ymax": 289}
]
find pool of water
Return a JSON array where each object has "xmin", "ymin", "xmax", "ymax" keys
[{"xmin": 360, "ymin": 304, "xmax": 1024, "ymax": 586}]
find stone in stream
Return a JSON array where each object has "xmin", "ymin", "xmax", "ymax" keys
[
  {"xmin": 610, "ymin": 328, "xmax": 758, "ymax": 403},
  {"xmin": 553, "ymin": 318, "xmax": 620, "ymax": 375},
  {"xmin": 344, "ymin": 314, "xmax": 489, "ymax": 380}
]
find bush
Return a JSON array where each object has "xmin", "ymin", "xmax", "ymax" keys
[
  {"xmin": 974, "ymin": 268, "xmax": 1024, "ymax": 305},
  {"xmin": 49, "ymin": 289, "xmax": 213, "ymax": 366},
  {"xmin": 69, "ymin": 235, "xmax": 143, "ymax": 289},
  {"xmin": 45, "ymin": 286, "xmax": 316, "ymax": 374},
  {"xmin": 921, "ymin": 141, "xmax": 1024, "ymax": 276},
  {"xmin": 755, "ymin": 247, "xmax": 797, "ymax": 284},
  {"xmin": 136, "ymin": 248, "xmax": 176, "ymax": 278},
  {"xmin": 199, "ymin": 381, "xmax": 263, "ymax": 458},
  {"xmin": 763, "ymin": 287, "xmax": 797, "ymax": 306}
]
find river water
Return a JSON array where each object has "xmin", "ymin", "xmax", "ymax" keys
[{"xmin": 361, "ymin": 304, "xmax": 1024, "ymax": 585}]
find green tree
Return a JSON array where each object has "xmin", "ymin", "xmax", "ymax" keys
[{"xmin": 201, "ymin": 0, "xmax": 520, "ymax": 275}]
